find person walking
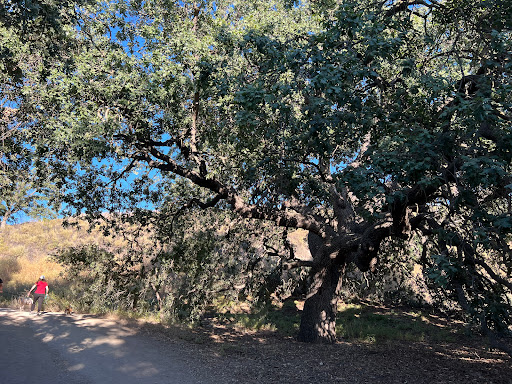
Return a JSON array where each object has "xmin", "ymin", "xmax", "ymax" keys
[{"xmin": 27, "ymin": 275, "xmax": 49, "ymax": 314}]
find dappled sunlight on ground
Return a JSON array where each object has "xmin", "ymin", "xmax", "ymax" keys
[
  {"xmin": 0, "ymin": 307, "xmax": 224, "ymax": 383},
  {"xmin": 2, "ymin": 307, "xmax": 510, "ymax": 384}
]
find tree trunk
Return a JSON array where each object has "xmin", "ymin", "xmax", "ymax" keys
[
  {"xmin": 0, "ymin": 215, "xmax": 8, "ymax": 230},
  {"xmin": 297, "ymin": 260, "xmax": 345, "ymax": 343},
  {"xmin": 150, "ymin": 282, "xmax": 163, "ymax": 311},
  {"xmin": 1, "ymin": 207, "xmax": 12, "ymax": 230}
]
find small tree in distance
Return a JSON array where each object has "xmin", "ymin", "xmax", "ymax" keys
[
  {"xmin": 0, "ymin": 0, "xmax": 82, "ymax": 228},
  {"xmin": 0, "ymin": 112, "xmax": 56, "ymax": 229}
]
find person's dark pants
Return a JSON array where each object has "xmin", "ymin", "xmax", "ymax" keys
[{"xmin": 31, "ymin": 293, "xmax": 45, "ymax": 312}]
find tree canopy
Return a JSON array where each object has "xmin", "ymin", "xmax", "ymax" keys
[
  {"xmin": 0, "ymin": 0, "xmax": 83, "ymax": 226},
  {"xmin": 21, "ymin": 0, "xmax": 512, "ymax": 353}
]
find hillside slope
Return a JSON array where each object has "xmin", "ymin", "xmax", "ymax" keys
[{"xmin": 0, "ymin": 219, "xmax": 104, "ymax": 294}]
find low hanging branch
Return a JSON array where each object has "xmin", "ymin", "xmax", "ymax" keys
[
  {"xmin": 416, "ymin": 218, "xmax": 512, "ymax": 357},
  {"xmin": 131, "ymin": 143, "xmax": 331, "ymax": 238}
]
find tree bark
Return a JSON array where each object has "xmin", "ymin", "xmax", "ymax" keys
[
  {"xmin": 0, "ymin": 210, "xmax": 10, "ymax": 230},
  {"xmin": 297, "ymin": 259, "xmax": 345, "ymax": 343},
  {"xmin": 150, "ymin": 282, "xmax": 163, "ymax": 311}
]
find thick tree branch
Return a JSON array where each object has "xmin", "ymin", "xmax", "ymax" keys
[
  {"xmin": 385, "ymin": 0, "xmax": 440, "ymax": 17},
  {"xmin": 283, "ymin": 259, "xmax": 317, "ymax": 270},
  {"xmin": 132, "ymin": 145, "xmax": 331, "ymax": 238}
]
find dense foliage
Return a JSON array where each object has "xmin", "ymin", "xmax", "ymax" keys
[
  {"xmin": 0, "ymin": 0, "xmax": 82, "ymax": 226},
  {"xmin": 54, "ymin": 210, "xmax": 291, "ymax": 321},
  {"xmin": 9, "ymin": 0, "xmax": 511, "ymax": 353}
]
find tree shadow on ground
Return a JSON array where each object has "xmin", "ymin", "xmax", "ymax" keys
[
  {"xmin": 139, "ymin": 307, "xmax": 512, "ymax": 384},
  {"xmin": 133, "ymin": 297, "xmax": 512, "ymax": 383},
  {"xmin": 199, "ymin": 298, "xmax": 465, "ymax": 344}
]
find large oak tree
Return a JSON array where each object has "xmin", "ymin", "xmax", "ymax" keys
[{"xmin": 32, "ymin": 0, "xmax": 512, "ymax": 352}]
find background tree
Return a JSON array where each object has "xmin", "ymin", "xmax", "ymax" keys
[
  {"xmin": 0, "ymin": 0, "xmax": 82, "ymax": 227},
  {"xmin": 0, "ymin": 163, "xmax": 56, "ymax": 229},
  {"xmin": 32, "ymin": 0, "xmax": 512, "ymax": 353}
]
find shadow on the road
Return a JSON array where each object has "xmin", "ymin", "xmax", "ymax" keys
[{"xmin": 0, "ymin": 308, "xmax": 216, "ymax": 384}]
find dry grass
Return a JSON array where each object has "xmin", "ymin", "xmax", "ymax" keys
[
  {"xmin": 0, "ymin": 219, "xmax": 105, "ymax": 294},
  {"xmin": 6, "ymin": 257, "xmax": 63, "ymax": 290},
  {"xmin": 0, "ymin": 218, "xmax": 156, "ymax": 306}
]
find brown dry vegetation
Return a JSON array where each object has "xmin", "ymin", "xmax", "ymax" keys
[{"xmin": 0, "ymin": 220, "xmax": 108, "ymax": 291}]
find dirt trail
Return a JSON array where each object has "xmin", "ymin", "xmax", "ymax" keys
[
  {"xmin": 1, "ymin": 307, "xmax": 511, "ymax": 384},
  {"xmin": 0, "ymin": 308, "xmax": 224, "ymax": 384}
]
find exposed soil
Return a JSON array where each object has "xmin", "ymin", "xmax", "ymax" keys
[{"xmin": 138, "ymin": 308, "xmax": 512, "ymax": 384}]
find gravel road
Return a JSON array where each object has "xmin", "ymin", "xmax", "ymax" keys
[
  {"xmin": 2, "ymin": 307, "xmax": 511, "ymax": 384},
  {"xmin": 0, "ymin": 308, "xmax": 225, "ymax": 384}
]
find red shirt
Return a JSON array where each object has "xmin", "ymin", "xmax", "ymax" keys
[{"xmin": 34, "ymin": 281, "xmax": 48, "ymax": 294}]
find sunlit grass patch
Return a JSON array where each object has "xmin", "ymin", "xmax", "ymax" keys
[
  {"xmin": 336, "ymin": 303, "xmax": 457, "ymax": 343},
  {"xmin": 213, "ymin": 300, "xmax": 301, "ymax": 336},
  {"xmin": 222, "ymin": 311, "xmax": 279, "ymax": 332}
]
